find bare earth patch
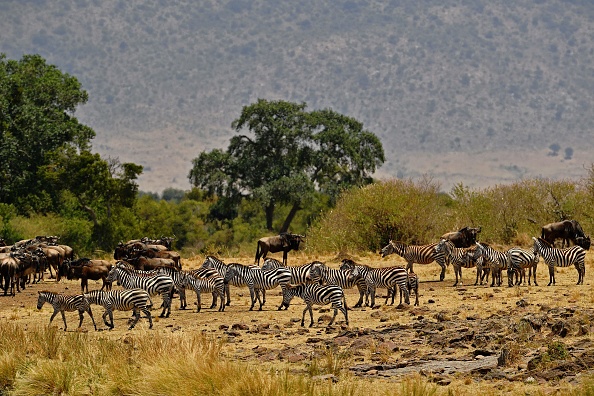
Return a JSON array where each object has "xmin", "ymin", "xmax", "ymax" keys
[{"xmin": 2, "ymin": 251, "xmax": 594, "ymax": 392}]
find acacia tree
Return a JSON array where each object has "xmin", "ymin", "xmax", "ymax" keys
[{"xmin": 189, "ymin": 99, "xmax": 385, "ymax": 232}]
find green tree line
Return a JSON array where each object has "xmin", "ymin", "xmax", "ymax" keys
[{"xmin": 2, "ymin": 54, "xmax": 593, "ymax": 258}]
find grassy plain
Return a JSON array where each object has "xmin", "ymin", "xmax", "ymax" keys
[{"xmin": 1, "ymin": 249, "xmax": 594, "ymax": 395}]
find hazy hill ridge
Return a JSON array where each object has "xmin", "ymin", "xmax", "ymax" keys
[{"xmin": 1, "ymin": 0, "xmax": 593, "ymax": 192}]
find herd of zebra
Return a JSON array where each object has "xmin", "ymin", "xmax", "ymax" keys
[{"xmin": 32, "ymin": 233, "xmax": 590, "ymax": 332}]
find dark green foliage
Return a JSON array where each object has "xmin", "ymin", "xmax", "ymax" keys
[{"xmin": 189, "ymin": 99, "xmax": 384, "ymax": 232}]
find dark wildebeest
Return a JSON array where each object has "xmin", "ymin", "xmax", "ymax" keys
[
  {"xmin": 541, "ymin": 220, "xmax": 591, "ymax": 250},
  {"xmin": 254, "ymin": 233, "xmax": 305, "ymax": 265},
  {"xmin": 440, "ymin": 226, "xmax": 482, "ymax": 248},
  {"xmin": 65, "ymin": 258, "xmax": 113, "ymax": 293}
]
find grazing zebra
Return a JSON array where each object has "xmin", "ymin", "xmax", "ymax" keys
[
  {"xmin": 435, "ymin": 239, "xmax": 481, "ymax": 287},
  {"xmin": 380, "ymin": 240, "xmax": 448, "ymax": 281},
  {"xmin": 201, "ymin": 256, "xmax": 258, "ymax": 306},
  {"xmin": 84, "ymin": 288, "xmax": 153, "ymax": 330},
  {"xmin": 340, "ymin": 259, "xmax": 409, "ymax": 307},
  {"xmin": 306, "ymin": 262, "xmax": 367, "ymax": 308},
  {"xmin": 532, "ymin": 237, "xmax": 586, "ymax": 285},
  {"xmin": 279, "ymin": 283, "xmax": 348, "ymax": 327},
  {"xmin": 187, "ymin": 267, "xmax": 222, "ymax": 309},
  {"xmin": 37, "ymin": 290, "xmax": 97, "ymax": 331},
  {"xmin": 385, "ymin": 272, "xmax": 420, "ymax": 306},
  {"xmin": 106, "ymin": 263, "xmax": 174, "ymax": 317},
  {"xmin": 506, "ymin": 247, "xmax": 539, "ymax": 287},
  {"xmin": 474, "ymin": 242, "xmax": 510, "ymax": 287},
  {"xmin": 184, "ymin": 272, "xmax": 226, "ymax": 312}
]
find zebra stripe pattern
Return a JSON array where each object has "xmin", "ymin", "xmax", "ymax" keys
[
  {"xmin": 37, "ymin": 290, "xmax": 97, "ymax": 331},
  {"xmin": 279, "ymin": 283, "xmax": 348, "ymax": 327},
  {"xmin": 381, "ymin": 240, "xmax": 447, "ymax": 281},
  {"xmin": 506, "ymin": 247, "xmax": 539, "ymax": 287},
  {"xmin": 340, "ymin": 259, "xmax": 409, "ymax": 307},
  {"xmin": 435, "ymin": 239, "xmax": 481, "ymax": 286},
  {"xmin": 84, "ymin": 288, "xmax": 153, "ymax": 330},
  {"xmin": 184, "ymin": 272, "xmax": 226, "ymax": 312},
  {"xmin": 201, "ymin": 256, "xmax": 257, "ymax": 306},
  {"xmin": 385, "ymin": 272, "xmax": 420, "ymax": 306},
  {"xmin": 306, "ymin": 262, "xmax": 367, "ymax": 308},
  {"xmin": 107, "ymin": 263, "xmax": 174, "ymax": 318},
  {"xmin": 475, "ymin": 242, "xmax": 510, "ymax": 287},
  {"xmin": 224, "ymin": 263, "xmax": 291, "ymax": 310},
  {"xmin": 262, "ymin": 258, "xmax": 323, "ymax": 284},
  {"xmin": 532, "ymin": 237, "xmax": 586, "ymax": 285}
]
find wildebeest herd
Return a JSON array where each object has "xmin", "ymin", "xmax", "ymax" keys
[{"xmin": 0, "ymin": 222, "xmax": 591, "ymax": 331}]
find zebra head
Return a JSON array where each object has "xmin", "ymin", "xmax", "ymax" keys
[
  {"xmin": 36, "ymin": 291, "xmax": 50, "ymax": 310},
  {"xmin": 339, "ymin": 259, "xmax": 356, "ymax": 271}
]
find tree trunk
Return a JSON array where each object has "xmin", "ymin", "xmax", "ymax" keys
[
  {"xmin": 265, "ymin": 203, "xmax": 275, "ymax": 231},
  {"xmin": 280, "ymin": 202, "xmax": 301, "ymax": 233}
]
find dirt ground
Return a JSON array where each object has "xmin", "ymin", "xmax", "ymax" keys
[{"xmin": 2, "ymin": 251, "xmax": 594, "ymax": 391}]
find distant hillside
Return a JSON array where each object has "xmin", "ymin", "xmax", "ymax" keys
[{"xmin": 1, "ymin": 0, "xmax": 593, "ymax": 193}]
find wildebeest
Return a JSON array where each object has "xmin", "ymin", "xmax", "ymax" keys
[
  {"xmin": 541, "ymin": 220, "xmax": 591, "ymax": 250},
  {"xmin": 440, "ymin": 226, "xmax": 482, "ymax": 248},
  {"xmin": 65, "ymin": 258, "xmax": 113, "ymax": 293},
  {"xmin": 254, "ymin": 233, "xmax": 305, "ymax": 265}
]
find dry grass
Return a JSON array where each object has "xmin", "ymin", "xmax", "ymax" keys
[{"xmin": 1, "ymin": 251, "xmax": 594, "ymax": 395}]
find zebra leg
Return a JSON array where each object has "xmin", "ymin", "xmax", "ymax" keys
[
  {"xmin": 354, "ymin": 284, "xmax": 365, "ymax": 308},
  {"xmin": 179, "ymin": 287, "xmax": 187, "ymax": 310},
  {"xmin": 342, "ymin": 296, "xmax": 349, "ymax": 325},
  {"xmin": 160, "ymin": 292, "xmax": 172, "ymax": 317},
  {"xmin": 225, "ymin": 284, "xmax": 231, "ymax": 306},
  {"xmin": 143, "ymin": 307, "xmax": 153, "ymax": 329},
  {"xmin": 83, "ymin": 307, "xmax": 97, "ymax": 331},
  {"xmin": 195, "ymin": 289, "xmax": 202, "ymax": 312},
  {"xmin": 248, "ymin": 285, "xmax": 257, "ymax": 311},
  {"xmin": 399, "ymin": 284, "xmax": 410, "ymax": 306},
  {"xmin": 210, "ymin": 290, "xmax": 217, "ymax": 309},
  {"xmin": 49, "ymin": 309, "xmax": 61, "ymax": 327},
  {"xmin": 547, "ymin": 266, "xmax": 555, "ymax": 286},
  {"xmin": 102, "ymin": 308, "xmax": 112, "ymax": 328},
  {"xmin": 300, "ymin": 306, "xmax": 309, "ymax": 327},
  {"xmin": 307, "ymin": 304, "xmax": 315, "ymax": 327},
  {"xmin": 129, "ymin": 310, "xmax": 141, "ymax": 330},
  {"xmin": 218, "ymin": 290, "xmax": 225, "ymax": 312},
  {"xmin": 329, "ymin": 307, "xmax": 338, "ymax": 326},
  {"xmin": 369, "ymin": 285, "xmax": 377, "ymax": 308}
]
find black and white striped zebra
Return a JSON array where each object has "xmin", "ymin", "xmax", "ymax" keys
[
  {"xmin": 474, "ymin": 242, "xmax": 510, "ymax": 287},
  {"xmin": 532, "ymin": 236, "xmax": 586, "ymax": 285},
  {"xmin": 340, "ymin": 259, "xmax": 409, "ymax": 307},
  {"xmin": 106, "ymin": 263, "xmax": 174, "ymax": 317},
  {"xmin": 184, "ymin": 272, "xmax": 226, "ymax": 312},
  {"xmin": 37, "ymin": 290, "xmax": 97, "ymax": 331},
  {"xmin": 84, "ymin": 288, "xmax": 153, "ymax": 330},
  {"xmin": 380, "ymin": 240, "xmax": 448, "ymax": 281},
  {"xmin": 435, "ymin": 239, "xmax": 481, "ymax": 286},
  {"xmin": 506, "ymin": 247, "xmax": 539, "ymax": 287},
  {"xmin": 279, "ymin": 283, "xmax": 348, "ymax": 327},
  {"xmin": 186, "ymin": 267, "xmax": 222, "ymax": 309},
  {"xmin": 385, "ymin": 272, "xmax": 420, "ymax": 306},
  {"xmin": 224, "ymin": 264, "xmax": 291, "ymax": 310},
  {"xmin": 306, "ymin": 262, "xmax": 367, "ymax": 308},
  {"xmin": 201, "ymin": 256, "xmax": 258, "ymax": 306},
  {"xmin": 262, "ymin": 258, "xmax": 323, "ymax": 284}
]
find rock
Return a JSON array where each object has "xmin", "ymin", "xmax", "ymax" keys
[
  {"xmin": 551, "ymin": 320, "xmax": 570, "ymax": 337},
  {"xmin": 231, "ymin": 323, "xmax": 249, "ymax": 330},
  {"xmin": 306, "ymin": 337, "xmax": 323, "ymax": 343}
]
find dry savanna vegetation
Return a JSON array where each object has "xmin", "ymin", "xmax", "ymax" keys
[{"xmin": 2, "ymin": 248, "xmax": 594, "ymax": 396}]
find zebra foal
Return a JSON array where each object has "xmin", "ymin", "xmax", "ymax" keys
[
  {"xmin": 506, "ymin": 247, "xmax": 539, "ymax": 287},
  {"xmin": 37, "ymin": 290, "xmax": 97, "ymax": 331},
  {"xmin": 84, "ymin": 289, "xmax": 153, "ymax": 330},
  {"xmin": 532, "ymin": 237, "xmax": 586, "ymax": 286},
  {"xmin": 279, "ymin": 283, "xmax": 348, "ymax": 327}
]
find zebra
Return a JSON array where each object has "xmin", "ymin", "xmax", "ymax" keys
[
  {"xmin": 435, "ymin": 239, "xmax": 481, "ymax": 287},
  {"xmin": 306, "ymin": 262, "xmax": 367, "ymax": 308},
  {"xmin": 340, "ymin": 259, "xmax": 409, "ymax": 307},
  {"xmin": 106, "ymin": 263, "xmax": 175, "ymax": 317},
  {"xmin": 262, "ymin": 258, "xmax": 323, "ymax": 284},
  {"xmin": 380, "ymin": 240, "xmax": 448, "ymax": 281},
  {"xmin": 532, "ymin": 237, "xmax": 586, "ymax": 286},
  {"xmin": 223, "ymin": 264, "xmax": 291, "ymax": 310},
  {"xmin": 279, "ymin": 283, "xmax": 349, "ymax": 327},
  {"xmin": 200, "ymin": 256, "xmax": 258, "ymax": 306},
  {"xmin": 474, "ymin": 242, "xmax": 510, "ymax": 287},
  {"xmin": 506, "ymin": 247, "xmax": 539, "ymax": 287},
  {"xmin": 84, "ymin": 288, "xmax": 153, "ymax": 330},
  {"xmin": 37, "ymin": 290, "xmax": 97, "ymax": 331},
  {"xmin": 187, "ymin": 267, "xmax": 222, "ymax": 309},
  {"xmin": 184, "ymin": 272, "xmax": 226, "ymax": 312},
  {"xmin": 384, "ymin": 271, "xmax": 420, "ymax": 306}
]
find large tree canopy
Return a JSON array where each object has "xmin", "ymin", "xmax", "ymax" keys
[
  {"xmin": 0, "ymin": 53, "xmax": 96, "ymax": 211},
  {"xmin": 189, "ymin": 99, "xmax": 385, "ymax": 231}
]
